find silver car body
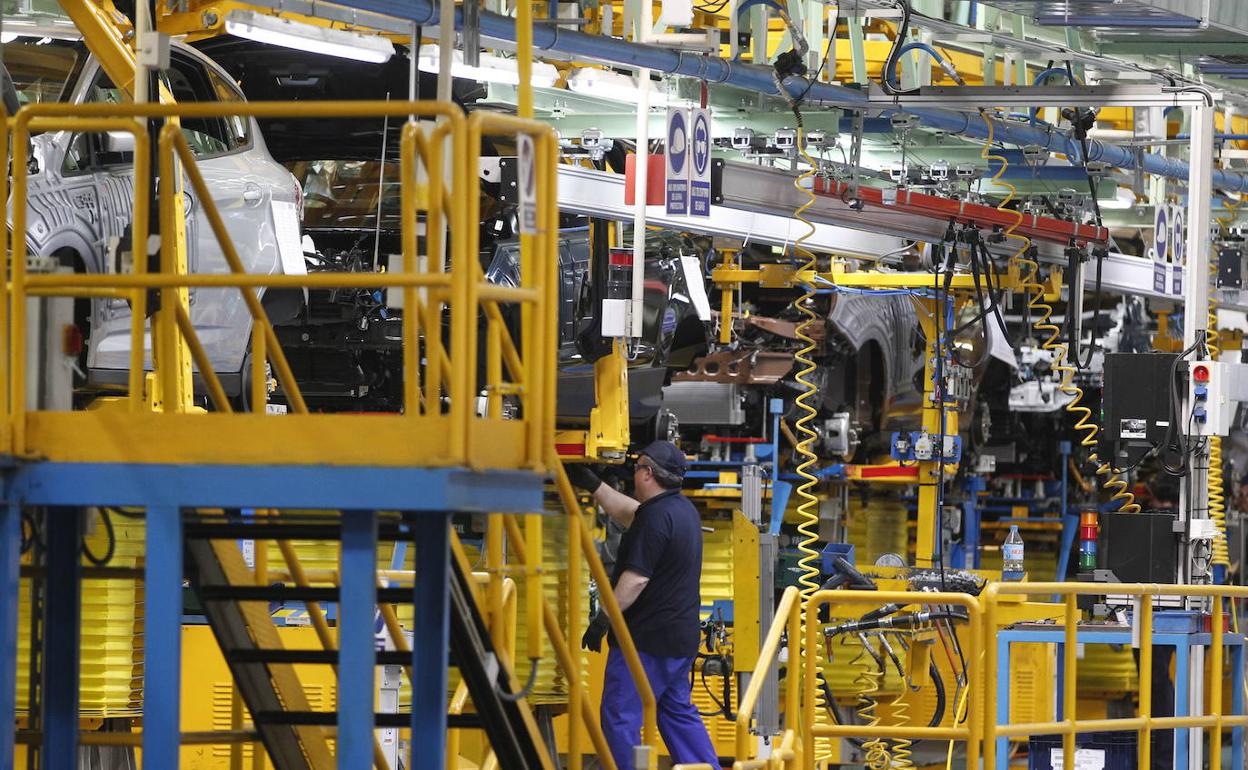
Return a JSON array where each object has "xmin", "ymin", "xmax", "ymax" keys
[{"xmin": 14, "ymin": 31, "xmax": 302, "ymax": 387}]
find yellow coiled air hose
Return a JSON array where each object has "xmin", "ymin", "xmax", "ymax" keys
[
  {"xmin": 888, "ymin": 683, "xmax": 914, "ymax": 769},
  {"xmin": 1208, "ymin": 266, "xmax": 1229, "ymax": 568},
  {"xmin": 981, "ymin": 111, "xmax": 1138, "ymax": 513},
  {"xmin": 851, "ymin": 638, "xmax": 892, "ymax": 769},
  {"xmin": 788, "ymin": 117, "xmax": 835, "ymax": 760}
]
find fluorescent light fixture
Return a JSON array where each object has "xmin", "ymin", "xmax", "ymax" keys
[
  {"xmin": 417, "ymin": 44, "xmax": 558, "ymax": 88},
  {"xmin": 224, "ymin": 10, "xmax": 394, "ymax": 64},
  {"xmin": 566, "ymin": 67, "xmax": 668, "ymax": 106}
]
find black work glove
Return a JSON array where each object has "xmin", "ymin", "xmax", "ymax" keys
[
  {"xmin": 564, "ymin": 463, "xmax": 604, "ymax": 494},
  {"xmin": 581, "ymin": 612, "xmax": 610, "ymax": 653}
]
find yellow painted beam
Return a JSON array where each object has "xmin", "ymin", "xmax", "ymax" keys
[{"xmin": 711, "ymin": 265, "xmax": 993, "ymax": 291}]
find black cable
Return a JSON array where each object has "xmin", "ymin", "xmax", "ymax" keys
[
  {"xmin": 81, "ymin": 508, "xmax": 115, "ymax": 567},
  {"xmin": 498, "ymin": 658, "xmax": 540, "ymax": 701},
  {"xmin": 879, "ymin": 0, "xmax": 913, "ymax": 97},
  {"xmin": 1160, "ymin": 341, "xmax": 1203, "ymax": 476},
  {"xmin": 20, "ymin": 511, "xmax": 38, "ymax": 555},
  {"xmin": 821, "ymin": 658, "xmax": 946, "ymax": 747}
]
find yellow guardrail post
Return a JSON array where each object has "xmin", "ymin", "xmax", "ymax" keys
[
  {"xmin": 982, "ymin": 583, "xmax": 996, "ymax": 770},
  {"xmin": 399, "ymin": 122, "xmax": 422, "ymax": 416},
  {"xmin": 1139, "ymin": 591, "xmax": 1153, "ymax": 768},
  {"xmin": 735, "ymin": 586, "xmax": 800, "ymax": 760}
]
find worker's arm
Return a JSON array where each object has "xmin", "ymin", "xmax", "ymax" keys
[
  {"xmin": 591, "ymin": 483, "xmax": 641, "ymax": 529},
  {"xmin": 564, "ymin": 463, "xmax": 640, "ymax": 528},
  {"xmin": 613, "ymin": 569, "xmax": 650, "ymax": 612}
]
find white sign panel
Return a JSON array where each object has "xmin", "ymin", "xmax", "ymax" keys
[
  {"xmin": 665, "ymin": 107, "xmax": 690, "ymax": 216},
  {"xmin": 689, "ymin": 107, "xmax": 712, "ymax": 217},
  {"xmin": 1171, "ymin": 203, "xmax": 1185, "ymax": 295},
  {"xmin": 517, "ymin": 133, "xmax": 538, "ymax": 234}
]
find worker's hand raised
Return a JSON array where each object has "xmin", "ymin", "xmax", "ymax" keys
[
  {"xmin": 581, "ymin": 612, "xmax": 609, "ymax": 652},
  {"xmin": 563, "ymin": 463, "xmax": 604, "ymax": 494}
]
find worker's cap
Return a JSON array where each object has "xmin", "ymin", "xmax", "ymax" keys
[{"xmin": 639, "ymin": 440, "xmax": 687, "ymax": 479}]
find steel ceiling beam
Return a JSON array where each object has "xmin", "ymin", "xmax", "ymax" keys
[{"xmin": 321, "ymin": 0, "xmax": 1248, "ymax": 192}]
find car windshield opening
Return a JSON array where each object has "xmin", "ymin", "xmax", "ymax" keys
[
  {"xmin": 4, "ymin": 39, "xmax": 79, "ymax": 105},
  {"xmin": 288, "ymin": 159, "xmax": 404, "ymax": 231}
]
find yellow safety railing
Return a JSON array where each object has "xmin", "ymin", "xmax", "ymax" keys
[
  {"xmin": 802, "ymin": 589, "xmax": 984, "ymax": 769},
  {"xmin": 735, "ymin": 586, "xmax": 802, "ymax": 763},
  {"xmin": 3, "ymin": 99, "xmax": 556, "ymax": 473},
  {"xmin": 982, "ymin": 582, "xmax": 1248, "ymax": 770}
]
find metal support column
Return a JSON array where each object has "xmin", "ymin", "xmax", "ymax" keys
[
  {"xmin": 1181, "ymin": 98, "xmax": 1215, "ymax": 596},
  {"xmin": 43, "ymin": 509, "xmax": 81, "ymax": 770},
  {"xmin": 143, "ymin": 505, "xmax": 183, "ymax": 769},
  {"xmin": 1055, "ymin": 441, "xmax": 1077, "ymax": 581},
  {"xmin": 0, "ymin": 503, "xmax": 20, "ymax": 770},
  {"xmin": 411, "ymin": 515, "xmax": 450, "ymax": 769},
  {"xmin": 338, "ymin": 510, "xmax": 379, "ymax": 770}
]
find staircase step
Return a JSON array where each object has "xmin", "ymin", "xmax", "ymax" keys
[
  {"xmin": 226, "ymin": 649, "xmax": 413, "ymax": 666},
  {"xmin": 184, "ymin": 521, "xmax": 412, "ymax": 541},
  {"xmin": 196, "ymin": 585, "xmax": 413, "ymax": 603},
  {"xmin": 252, "ymin": 712, "xmax": 481, "ymax": 729}
]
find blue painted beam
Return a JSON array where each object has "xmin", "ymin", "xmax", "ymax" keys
[
  {"xmin": 0, "ymin": 504, "xmax": 19, "ymax": 770},
  {"xmin": 144, "ymin": 506, "xmax": 183, "ymax": 769},
  {"xmin": 43, "ymin": 509, "xmax": 80, "ymax": 770},
  {"xmin": 338, "ymin": 511, "xmax": 378, "ymax": 770},
  {"xmin": 411, "ymin": 516, "xmax": 450, "ymax": 769},
  {"xmin": 6, "ymin": 463, "xmax": 544, "ymax": 512}
]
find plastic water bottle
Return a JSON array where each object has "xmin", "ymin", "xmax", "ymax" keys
[{"xmin": 1002, "ymin": 525, "xmax": 1025, "ymax": 582}]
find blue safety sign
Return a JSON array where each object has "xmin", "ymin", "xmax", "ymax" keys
[
  {"xmin": 690, "ymin": 108, "xmax": 712, "ymax": 217},
  {"xmin": 665, "ymin": 108, "xmax": 689, "ymax": 215}
]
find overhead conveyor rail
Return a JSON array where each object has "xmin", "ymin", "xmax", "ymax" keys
[{"xmin": 317, "ymin": 0, "xmax": 1248, "ymax": 192}]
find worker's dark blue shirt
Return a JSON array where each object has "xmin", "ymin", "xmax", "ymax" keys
[{"xmin": 608, "ymin": 488, "xmax": 703, "ymax": 658}]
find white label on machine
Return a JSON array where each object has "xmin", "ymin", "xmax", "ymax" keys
[
  {"xmin": 271, "ymin": 200, "xmax": 307, "ymax": 275},
  {"xmin": 679, "ymin": 255, "xmax": 712, "ymax": 321},
  {"xmin": 1119, "ymin": 418, "xmax": 1147, "ymax": 440},
  {"xmin": 517, "ymin": 133, "xmax": 538, "ymax": 234},
  {"xmin": 1049, "ymin": 748, "xmax": 1106, "ymax": 770}
]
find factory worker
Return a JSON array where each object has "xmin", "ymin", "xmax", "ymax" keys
[{"xmin": 565, "ymin": 440, "xmax": 720, "ymax": 770}]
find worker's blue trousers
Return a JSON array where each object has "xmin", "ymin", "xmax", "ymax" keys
[{"xmin": 601, "ymin": 647, "xmax": 720, "ymax": 770}]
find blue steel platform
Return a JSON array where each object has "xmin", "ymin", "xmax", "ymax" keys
[{"xmin": 0, "ymin": 461, "xmax": 548, "ymax": 770}]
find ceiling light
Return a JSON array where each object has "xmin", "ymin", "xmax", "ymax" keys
[
  {"xmin": 566, "ymin": 68, "xmax": 668, "ymax": 106},
  {"xmin": 224, "ymin": 10, "xmax": 394, "ymax": 64},
  {"xmin": 416, "ymin": 44, "xmax": 558, "ymax": 88}
]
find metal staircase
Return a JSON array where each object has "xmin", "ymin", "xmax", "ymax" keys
[{"xmin": 184, "ymin": 512, "xmax": 554, "ymax": 770}]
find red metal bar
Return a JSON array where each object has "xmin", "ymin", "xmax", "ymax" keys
[{"xmin": 813, "ymin": 178, "xmax": 1108, "ymax": 246}]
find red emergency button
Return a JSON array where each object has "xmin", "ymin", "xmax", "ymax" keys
[{"xmin": 1194, "ymin": 364, "xmax": 1210, "ymax": 383}]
